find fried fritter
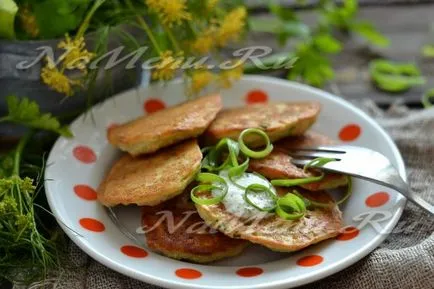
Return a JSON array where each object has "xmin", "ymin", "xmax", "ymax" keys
[
  {"xmin": 203, "ymin": 102, "xmax": 320, "ymax": 146},
  {"xmin": 108, "ymin": 94, "xmax": 222, "ymax": 156},
  {"xmin": 195, "ymin": 189, "xmax": 343, "ymax": 252},
  {"xmin": 97, "ymin": 139, "xmax": 202, "ymax": 206},
  {"xmin": 142, "ymin": 192, "xmax": 248, "ymax": 263},
  {"xmin": 249, "ymin": 132, "xmax": 348, "ymax": 191}
]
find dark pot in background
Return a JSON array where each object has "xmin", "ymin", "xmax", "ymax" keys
[{"xmin": 0, "ymin": 28, "xmax": 143, "ymax": 140}]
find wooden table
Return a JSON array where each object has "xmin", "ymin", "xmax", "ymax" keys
[{"xmin": 247, "ymin": 2, "xmax": 434, "ymax": 108}]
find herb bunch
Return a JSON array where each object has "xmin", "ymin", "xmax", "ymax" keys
[{"xmin": 0, "ymin": 96, "xmax": 72, "ymax": 284}]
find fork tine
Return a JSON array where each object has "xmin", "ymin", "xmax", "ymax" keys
[
  {"xmin": 286, "ymin": 146, "xmax": 346, "ymax": 154},
  {"xmin": 290, "ymin": 158, "xmax": 311, "ymax": 167}
]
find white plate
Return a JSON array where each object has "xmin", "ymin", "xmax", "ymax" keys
[{"xmin": 45, "ymin": 75, "xmax": 406, "ymax": 289}]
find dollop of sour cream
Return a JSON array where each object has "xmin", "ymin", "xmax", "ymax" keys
[{"xmin": 212, "ymin": 170, "xmax": 276, "ymax": 218}]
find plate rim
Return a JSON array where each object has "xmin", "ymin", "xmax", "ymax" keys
[{"xmin": 45, "ymin": 75, "xmax": 406, "ymax": 289}]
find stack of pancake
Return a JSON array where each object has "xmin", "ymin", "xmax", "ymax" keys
[{"xmin": 97, "ymin": 94, "xmax": 346, "ymax": 263}]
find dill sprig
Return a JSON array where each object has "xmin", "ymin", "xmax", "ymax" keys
[{"xmin": 0, "ymin": 97, "xmax": 71, "ymax": 284}]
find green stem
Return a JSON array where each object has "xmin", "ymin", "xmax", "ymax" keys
[
  {"xmin": 0, "ymin": 116, "xmax": 11, "ymax": 122},
  {"xmin": 125, "ymin": 0, "xmax": 161, "ymax": 53},
  {"xmin": 163, "ymin": 24, "xmax": 181, "ymax": 52},
  {"xmin": 13, "ymin": 131, "xmax": 33, "ymax": 176},
  {"xmin": 76, "ymin": 0, "xmax": 106, "ymax": 38}
]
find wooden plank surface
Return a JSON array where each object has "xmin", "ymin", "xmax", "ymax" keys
[{"xmin": 246, "ymin": 4, "xmax": 434, "ymax": 107}]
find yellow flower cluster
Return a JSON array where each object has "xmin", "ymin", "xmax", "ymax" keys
[
  {"xmin": 190, "ymin": 70, "xmax": 214, "ymax": 95},
  {"xmin": 152, "ymin": 51, "xmax": 184, "ymax": 81},
  {"xmin": 207, "ymin": 0, "xmax": 219, "ymax": 11},
  {"xmin": 58, "ymin": 35, "xmax": 95, "ymax": 72},
  {"xmin": 189, "ymin": 60, "xmax": 244, "ymax": 95},
  {"xmin": 40, "ymin": 34, "xmax": 94, "ymax": 96},
  {"xmin": 146, "ymin": 0, "xmax": 191, "ymax": 27},
  {"xmin": 190, "ymin": 28, "xmax": 214, "ymax": 55},
  {"xmin": 215, "ymin": 7, "xmax": 247, "ymax": 47},
  {"xmin": 40, "ymin": 58, "xmax": 81, "ymax": 97},
  {"xmin": 190, "ymin": 6, "xmax": 247, "ymax": 55},
  {"xmin": 219, "ymin": 60, "xmax": 244, "ymax": 88}
]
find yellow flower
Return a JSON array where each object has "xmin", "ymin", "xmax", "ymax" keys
[
  {"xmin": 207, "ymin": 0, "xmax": 219, "ymax": 11},
  {"xmin": 41, "ymin": 57, "xmax": 80, "ymax": 97},
  {"xmin": 18, "ymin": 5, "xmax": 39, "ymax": 38},
  {"xmin": 152, "ymin": 51, "xmax": 183, "ymax": 81},
  {"xmin": 191, "ymin": 29, "xmax": 214, "ymax": 54},
  {"xmin": 190, "ymin": 70, "xmax": 215, "ymax": 94},
  {"xmin": 216, "ymin": 6, "xmax": 247, "ymax": 47},
  {"xmin": 58, "ymin": 34, "xmax": 95, "ymax": 72},
  {"xmin": 145, "ymin": 0, "xmax": 191, "ymax": 27},
  {"xmin": 219, "ymin": 59, "xmax": 244, "ymax": 88}
]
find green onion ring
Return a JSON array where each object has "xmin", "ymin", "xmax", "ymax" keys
[
  {"xmin": 336, "ymin": 176, "xmax": 352, "ymax": 205},
  {"xmin": 238, "ymin": 128, "xmax": 273, "ymax": 159},
  {"xmin": 422, "ymin": 88, "xmax": 434, "ymax": 109},
  {"xmin": 191, "ymin": 173, "xmax": 228, "ymax": 205},
  {"xmin": 295, "ymin": 176, "xmax": 353, "ymax": 208},
  {"xmin": 202, "ymin": 138, "xmax": 240, "ymax": 171},
  {"xmin": 271, "ymin": 173, "xmax": 324, "ymax": 187},
  {"xmin": 228, "ymin": 157, "xmax": 250, "ymax": 189},
  {"xmin": 275, "ymin": 193, "xmax": 306, "ymax": 220},
  {"xmin": 190, "ymin": 184, "xmax": 226, "ymax": 205},
  {"xmin": 303, "ymin": 157, "xmax": 337, "ymax": 173},
  {"xmin": 244, "ymin": 184, "xmax": 277, "ymax": 212}
]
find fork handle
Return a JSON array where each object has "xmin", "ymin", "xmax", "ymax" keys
[{"xmin": 377, "ymin": 174, "xmax": 434, "ymax": 215}]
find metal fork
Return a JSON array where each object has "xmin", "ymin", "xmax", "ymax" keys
[{"xmin": 288, "ymin": 145, "xmax": 434, "ymax": 215}]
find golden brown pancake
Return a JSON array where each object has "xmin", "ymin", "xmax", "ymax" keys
[
  {"xmin": 97, "ymin": 139, "xmax": 202, "ymax": 206},
  {"xmin": 249, "ymin": 132, "xmax": 348, "ymax": 191},
  {"xmin": 142, "ymin": 192, "xmax": 248, "ymax": 263},
  {"xmin": 108, "ymin": 94, "xmax": 222, "ymax": 156},
  {"xmin": 195, "ymin": 189, "xmax": 343, "ymax": 252},
  {"xmin": 203, "ymin": 102, "xmax": 320, "ymax": 146}
]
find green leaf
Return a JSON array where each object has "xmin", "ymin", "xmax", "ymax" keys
[
  {"xmin": 421, "ymin": 44, "xmax": 434, "ymax": 58},
  {"xmin": 369, "ymin": 59, "xmax": 425, "ymax": 93},
  {"xmin": 1, "ymin": 96, "xmax": 73, "ymax": 137},
  {"xmin": 32, "ymin": 0, "xmax": 91, "ymax": 38},
  {"xmin": 269, "ymin": 3, "xmax": 298, "ymax": 21},
  {"xmin": 351, "ymin": 21, "xmax": 390, "ymax": 47},
  {"xmin": 313, "ymin": 34, "xmax": 342, "ymax": 54},
  {"xmin": 0, "ymin": 0, "xmax": 18, "ymax": 39},
  {"xmin": 422, "ymin": 88, "xmax": 434, "ymax": 108}
]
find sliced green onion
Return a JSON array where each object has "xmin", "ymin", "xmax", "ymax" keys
[
  {"xmin": 303, "ymin": 157, "xmax": 337, "ymax": 173},
  {"xmin": 271, "ymin": 173, "xmax": 324, "ymax": 187},
  {"xmin": 191, "ymin": 173, "xmax": 228, "ymax": 205},
  {"xmin": 228, "ymin": 157, "xmax": 250, "ymax": 189},
  {"xmin": 244, "ymin": 184, "xmax": 277, "ymax": 212},
  {"xmin": 275, "ymin": 193, "xmax": 306, "ymax": 220},
  {"xmin": 295, "ymin": 176, "xmax": 353, "ymax": 208},
  {"xmin": 336, "ymin": 176, "xmax": 352, "ymax": 205},
  {"xmin": 422, "ymin": 88, "xmax": 434, "ymax": 109},
  {"xmin": 201, "ymin": 138, "xmax": 240, "ymax": 171},
  {"xmin": 238, "ymin": 128, "xmax": 274, "ymax": 159}
]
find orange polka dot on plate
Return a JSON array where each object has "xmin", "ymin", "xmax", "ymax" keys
[
  {"xmin": 175, "ymin": 268, "xmax": 202, "ymax": 280},
  {"xmin": 337, "ymin": 226, "xmax": 360, "ymax": 241},
  {"xmin": 74, "ymin": 185, "xmax": 97, "ymax": 201},
  {"xmin": 73, "ymin": 146, "xmax": 97, "ymax": 164},
  {"xmin": 366, "ymin": 192, "xmax": 390, "ymax": 207},
  {"xmin": 121, "ymin": 245, "xmax": 148, "ymax": 258},
  {"xmin": 236, "ymin": 267, "xmax": 263, "ymax": 277},
  {"xmin": 79, "ymin": 218, "xmax": 105, "ymax": 232},
  {"xmin": 246, "ymin": 89, "xmax": 268, "ymax": 104},
  {"xmin": 296, "ymin": 255, "xmax": 324, "ymax": 267},
  {"xmin": 339, "ymin": 124, "xmax": 361, "ymax": 142},
  {"xmin": 144, "ymin": 99, "xmax": 166, "ymax": 114}
]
